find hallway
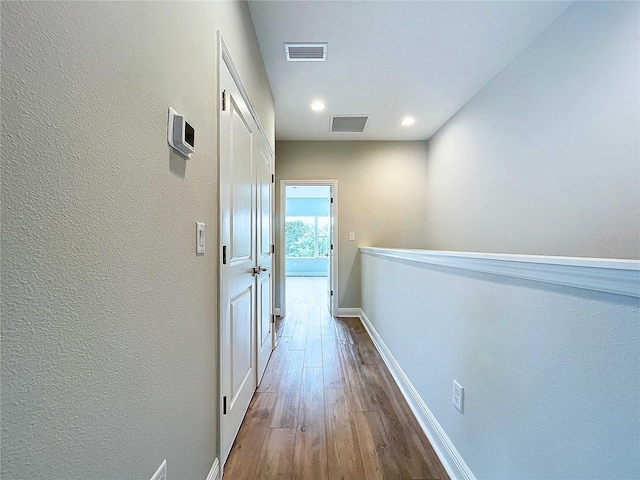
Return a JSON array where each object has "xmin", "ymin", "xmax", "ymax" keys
[{"xmin": 224, "ymin": 277, "xmax": 449, "ymax": 479}]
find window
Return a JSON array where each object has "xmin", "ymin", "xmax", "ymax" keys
[{"xmin": 286, "ymin": 215, "xmax": 329, "ymax": 258}]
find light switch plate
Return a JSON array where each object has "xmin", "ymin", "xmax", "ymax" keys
[
  {"xmin": 349, "ymin": 232, "xmax": 355, "ymax": 241},
  {"xmin": 196, "ymin": 222, "xmax": 205, "ymax": 254}
]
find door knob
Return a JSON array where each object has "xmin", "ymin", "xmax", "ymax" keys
[{"xmin": 252, "ymin": 266, "xmax": 267, "ymax": 275}]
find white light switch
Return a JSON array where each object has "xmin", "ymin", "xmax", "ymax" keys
[
  {"xmin": 349, "ymin": 232, "xmax": 356, "ymax": 241},
  {"xmin": 196, "ymin": 222, "xmax": 205, "ymax": 254}
]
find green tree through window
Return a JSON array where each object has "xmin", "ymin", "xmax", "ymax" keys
[{"xmin": 285, "ymin": 220, "xmax": 315, "ymax": 257}]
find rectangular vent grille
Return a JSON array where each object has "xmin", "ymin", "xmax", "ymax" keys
[
  {"xmin": 285, "ymin": 43, "xmax": 328, "ymax": 62},
  {"xmin": 330, "ymin": 115, "xmax": 369, "ymax": 133}
]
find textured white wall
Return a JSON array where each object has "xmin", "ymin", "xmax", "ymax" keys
[
  {"xmin": 1, "ymin": 2, "xmax": 273, "ymax": 479},
  {"xmin": 361, "ymin": 252, "xmax": 640, "ymax": 478},
  {"xmin": 275, "ymin": 141, "xmax": 430, "ymax": 309},
  {"xmin": 424, "ymin": 2, "xmax": 640, "ymax": 259}
]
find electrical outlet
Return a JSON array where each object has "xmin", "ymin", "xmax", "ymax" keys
[
  {"xmin": 453, "ymin": 380, "xmax": 464, "ymax": 413},
  {"xmin": 364, "ymin": 290, "xmax": 367, "ymax": 300},
  {"xmin": 150, "ymin": 460, "xmax": 167, "ymax": 480}
]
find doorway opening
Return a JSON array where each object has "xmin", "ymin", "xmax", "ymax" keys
[{"xmin": 279, "ymin": 180, "xmax": 338, "ymax": 318}]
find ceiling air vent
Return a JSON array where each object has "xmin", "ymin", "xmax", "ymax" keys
[
  {"xmin": 285, "ymin": 43, "xmax": 328, "ymax": 62},
  {"xmin": 330, "ymin": 115, "xmax": 369, "ymax": 133}
]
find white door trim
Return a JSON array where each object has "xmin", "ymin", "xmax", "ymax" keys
[{"xmin": 279, "ymin": 179, "xmax": 339, "ymax": 318}]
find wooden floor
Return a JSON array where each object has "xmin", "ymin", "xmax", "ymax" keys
[{"xmin": 223, "ymin": 277, "xmax": 449, "ymax": 480}]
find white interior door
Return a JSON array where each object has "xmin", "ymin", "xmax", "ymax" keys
[
  {"xmin": 220, "ymin": 61, "xmax": 257, "ymax": 464},
  {"xmin": 255, "ymin": 138, "xmax": 273, "ymax": 383}
]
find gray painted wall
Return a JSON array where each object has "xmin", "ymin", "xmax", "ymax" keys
[
  {"xmin": 275, "ymin": 141, "xmax": 430, "ymax": 310},
  {"xmin": 276, "ymin": 2, "xmax": 639, "ymax": 315},
  {"xmin": 1, "ymin": 2, "xmax": 273, "ymax": 479},
  {"xmin": 361, "ymin": 252, "xmax": 639, "ymax": 478},
  {"xmin": 424, "ymin": 1, "xmax": 639, "ymax": 260},
  {"xmin": 286, "ymin": 258, "xmax": 329, "ymax": 276},
  {"xmin": 360, "ymin": 3, "xmax": 640, "ymax": 478}
]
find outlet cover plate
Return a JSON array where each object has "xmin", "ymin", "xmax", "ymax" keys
[
  {"xmin": 150, "ymin": 460, "xmax": 167, "ymax": 480},
  {"xmin": 453, "ymin": 380, "xmax": 464, "ymax": 413}
]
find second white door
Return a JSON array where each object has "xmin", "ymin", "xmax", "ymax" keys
[{"xmin": 255, "ymin": 140, "xmax": 273, "ymax": 382}]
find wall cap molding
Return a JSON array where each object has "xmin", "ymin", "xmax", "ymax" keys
[{"xmin": 360, "ymin": 247, "xmax": 640, "ymax": 298}]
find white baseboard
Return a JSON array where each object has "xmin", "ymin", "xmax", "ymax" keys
[
  {"xmin": 205, "ymin": 458, "xmax": 220, "ymax": 480},
  {"xmin": 359, "ymin": 308, "xmax": 476, "ymax": 480},
  {"xmin": 336, "ymin": 307, "xmax": 361, "ymax": 317}
]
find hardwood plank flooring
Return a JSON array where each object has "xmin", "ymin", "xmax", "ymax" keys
[
  {"xmin": 326, "ymin": 387, "xmax": 366, "ymax": 479},
  {"xmin": 223, "ymin": 393, "xmax": 277, "ymax": 478},
  {"xmin": 224, "ymin": 277, "xmax": 449, "ymax": 480},
  {"xmin": 255, "ymin": 428, "xmax": 297, "ymax": 479},
  {"xmin": 270, "ymin": 348, "xmax": 305, "ymax": 429},
  {"xmin": 292, "ymin": 367, "xmax": 327, "ymax": 479}
]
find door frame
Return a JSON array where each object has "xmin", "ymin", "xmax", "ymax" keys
[{"xmin": 279, "ymin": 179, "xmax": 339, "ymax": 318}]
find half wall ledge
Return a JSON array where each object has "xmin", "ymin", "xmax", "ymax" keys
[{"xmin": 359, "ymin": 247, "xmax": 640, "ymax": 299}]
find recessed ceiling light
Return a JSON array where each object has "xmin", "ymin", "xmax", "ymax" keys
[
  {"xmin": 401, "ymin": 116, "xmax": 415, "ymax": 126},
  {"xmin": 310, "ymin": 101, "xmax": 326, "ymax": 111}
]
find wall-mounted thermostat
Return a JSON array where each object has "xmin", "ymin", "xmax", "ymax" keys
[{"xmin": 168, "ymin": 107, "xmax": 195, "ymax": 158}]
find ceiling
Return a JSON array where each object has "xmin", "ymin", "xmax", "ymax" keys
[{"xmin": 248, "ymin": 1, "xmax": 571, "ymax": 141}]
